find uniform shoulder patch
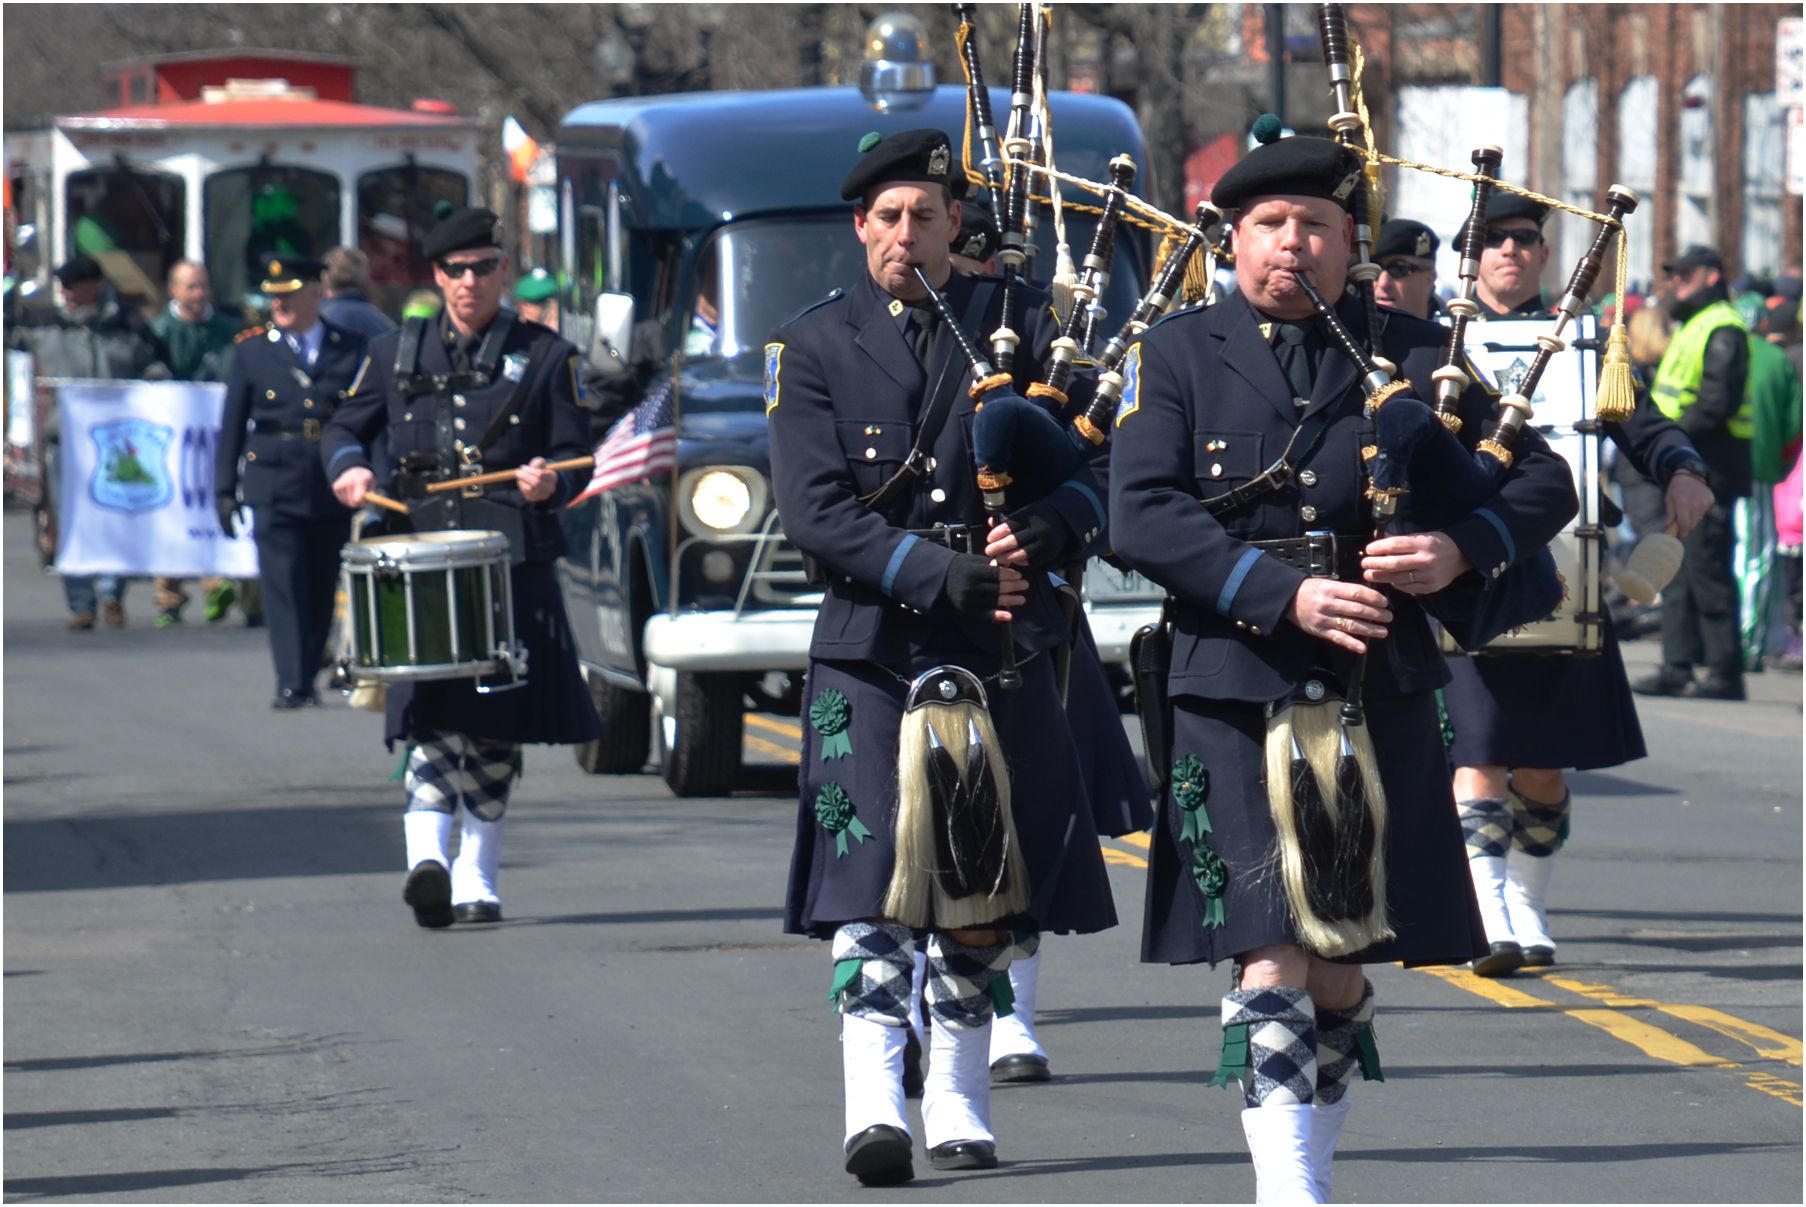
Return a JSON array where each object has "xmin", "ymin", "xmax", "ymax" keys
[
  {"xmin": 764, "ymin": 342, "xmax": 784, "ymax": 415},
  {"xmin": 235, "ymin": 324, "xmax": 268, "ymax": 344},
  {"xmin": 1114, "ymin": 342, "xmax": 1144, "ymax": 427}
]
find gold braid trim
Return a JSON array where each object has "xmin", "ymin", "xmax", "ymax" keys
[
  {"xmin": 1437, "ymin": 411, "xmax": 1464, "ymax": 433},
  {"xmin": 1074, "ymin": 414, "xmax": 1106, "ymax": 446},
  {"xmin": 1026, "ymin": 381, "xmax": 1069, "ymax": 406},
  {"xmin": 1476, "ymin": 438, "xmax": 1515, "ymax": 468},
  {"xmin": 1366, "ymin": 380, "xmax": 1412, "ymax": 412},
  {"xmin": 970, "ymin": 372, "xmax": 1014, "ymax": 400},
  {"xmin": 976, "ymin": 469, "xmax": 1013, "ymax": 492}
]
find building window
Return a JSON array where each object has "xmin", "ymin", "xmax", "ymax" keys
[
  {"xmin": 1559, "ymin": 79, "xmax": 1599, "ymax": 295},
  {"xmin": 62, "ymin": 164, "xmax": 186, "ymax": 308},
  {"xmin": 1676, "ymin": 75, "xmax": 1715, "ymax": 253},
  {"xmin": 1617, "ymin": 76, "xmax": 1658, "ymax": 289},
  {"xmin": 1742, "ymin": 92, "xmax": 1785, "ymax": 279}
]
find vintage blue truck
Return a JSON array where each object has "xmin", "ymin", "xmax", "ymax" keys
[{"xmin": 552, "ymin": 82, "xmax": 1160, "ymax": 796}]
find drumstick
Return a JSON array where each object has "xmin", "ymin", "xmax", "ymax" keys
[
  {"xmin": 364, "ymin": 491, "xmax": 411, "ymax": 515},
  {"xmin": 422, "ymin": 456, "xmax": 595, "ymax": 494}
]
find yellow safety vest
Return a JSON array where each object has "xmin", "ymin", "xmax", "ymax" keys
[{"xmin": 1650, "ymin": 299, "xmax": 1753, "ymax": 439}]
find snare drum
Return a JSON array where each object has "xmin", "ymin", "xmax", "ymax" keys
[
  {"xmin": 1443, "ymin": 316, "xmax": 1604, "ymax": 655},
  {"xmin": 339, "ymin": 530, "xmax": 528, "ymax": 685}
]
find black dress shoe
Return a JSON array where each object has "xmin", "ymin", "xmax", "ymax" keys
[
  {"xmin": 1630, "ymin": 667, "xmax": 1693, "ymax": 697},
  {"xmin": 271, "ymin": 689, "xmax": 320, "ymax": 710},
  {"xmin": 990, "ymin": 1052, "xmax": 1052, "ymax": 1083},
  {"xmin": 403, "ymin": 861, "xmax": 454, "ymax": 929},
  {"xmin": 1472, "ymin": 940, "xmax": 1525, "ymax": 977},
  {"xmin": 928, "ymin": 1139, "xmax": 998, "ymax": 1171},
  {"xmin": 843, "ymin": 1124, "xmax": 914, "ymax": 1185},
  {"xmin": 1683, "ymin": 675, "xmax": 1746, "ymax": 700},
  {"xmin": 1521, "ymin": 945, "xmax": 1555, "ymax": 967},
  {"xmin": 453, "ymin": 901, "xmax": 503, "ymax": 924}
]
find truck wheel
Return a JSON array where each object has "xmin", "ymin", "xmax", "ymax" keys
[
  {"xmin": 655, "ymin": 672, "xmax": 743, "ymax": 797},
  {"xmin": 574, "ymin": 669, "xmax": 652, "ymax": 774}
]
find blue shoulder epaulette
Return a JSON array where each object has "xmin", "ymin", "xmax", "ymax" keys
[{"xmin": 778, "ymin": 287, "xmax": 845, "ymax": 329}]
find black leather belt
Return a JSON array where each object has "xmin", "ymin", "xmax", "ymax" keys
[
  {"xmin": 253, "ymin": 418, "xmax": 327, "ymax": 442},
  {"xmin": 906, "ymin": 523, "xmax": 985, "ymax": 552},
  {"xmin": 1251, "ymin": 531, "xmax": 1366, "ymax": 580}
]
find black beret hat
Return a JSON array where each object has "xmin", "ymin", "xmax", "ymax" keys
[
  {"xmin": 258, "ymin": 253, "xmax": 324, "ymax": 294},
  {"xmin": 1453, "ymin": 190, "xmax": 1550, "ymax": 248},
  {"xmin": 422, "ymin": 206, "xmax": 504, "ymax": 262},
  {"xmin": 952, "ymin": 196, "xmax": 998, "ymax": 262},
  {"xmin": 1662, "ymin": 244, "xmax": 1724, "ymax": 275},
  {"xmin": 1211, "ymin": 136, "xmax": 1364, "ymax": 212},
  {"xmin": 1375, "ymin": 218, "xmax": 1439, "ymax": 261},
  {"xmin": 840, "ymin": 128, "xmax": 968, "ymax": 204},
  {"xmin": 55, "ymin": 254, "xmax": 104, "ymax": 286}
]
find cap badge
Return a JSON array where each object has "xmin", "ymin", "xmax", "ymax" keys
[
  {"xmin": 269, "ymin": 260, "xmax": 283, "ymax": 276},
  {"xmin": 1331, "ymin": 172, "xmax": 1358, "ymax": 202},
  {"xmin": 1415, "ymin": 231, "xmax": 1433, "ymax": 257},
  {"xmin": 888, "ymin": 298, "xmax": 905, "ymax": 318},
  {"xmin": 928, "ymin": 145, "xmax": 950, "ymax": 177}
]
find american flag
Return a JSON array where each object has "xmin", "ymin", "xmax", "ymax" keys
[{"xmin": 568, "ymin": 379, "xmax": 678, "ymax": 506}]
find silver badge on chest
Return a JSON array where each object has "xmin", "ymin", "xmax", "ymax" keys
[{"xmin": 502, "ymin": 352, "xmax": 530, "ymax": 382}]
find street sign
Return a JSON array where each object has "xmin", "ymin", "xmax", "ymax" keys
[{"xmin": 1781, "ymin": 18, "xmax": 1804, "ymax": 108}]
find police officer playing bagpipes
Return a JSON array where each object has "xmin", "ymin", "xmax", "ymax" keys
[
  {"xmin": 765, "ymin": 129, "xmax": 1118, "ymax": 1186},
  {"xmin": 321, "ymin": 208, "xmax": 601, "ymax": 928},
  {"xmin": 216, "ymin": 254, "xmax": 367, "ymax": 708},
  {"xmin": 1108, "ymin": 133, "xmax": 1577, "ymax": 1199}
]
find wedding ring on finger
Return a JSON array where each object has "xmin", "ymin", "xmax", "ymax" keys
[
  {"xmin": 1334, "ymin": 616, "xmax": 1348, "ymax": 632},
  {"xmin": 1407, "ymin": 570, "xmax": 1417, "ymax": 585}
]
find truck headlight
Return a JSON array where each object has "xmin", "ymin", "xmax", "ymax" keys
[{"xmin": 677, "ymin": 466, "xmax": 767, "ymax": 537}]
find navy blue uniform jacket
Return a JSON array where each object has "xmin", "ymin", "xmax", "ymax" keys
[
  {"xmin": 320, "ymin": 314, "xmax": 591, "ymax": 564},
  {"xmin": 1109, "ymin": 288, "xmax": 1578, "ymax": 704},
  {"xmin": 217, "ymin": 320, "xmax": 369, "ymax": 518},
  {"xmin": 767, "ymin": 270, "xmax": 1109, "ymax": 666}
]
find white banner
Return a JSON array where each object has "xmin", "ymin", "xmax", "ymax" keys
[{"xmin": 55, "ymin": 379, "xmax": 261, "ymax": 577}]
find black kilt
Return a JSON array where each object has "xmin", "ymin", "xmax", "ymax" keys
[
  {"xmin": 1067, "ymin": 619, "xmax": 1156, "ymax": 839},
  {"xmin": 784, "ymin": 653, "xmax": 1119, "ymax": 940},
  {"xmin": 384, "ymin": 559, "xmax": 602, "ymax": 748},
  {"xmin": 1442, "ymin": 613, "xmax": 1646, "ymax": 772},
  {"xmin": 1141, "ymin": 689, "xmax": 1486, "ymax": 968}
]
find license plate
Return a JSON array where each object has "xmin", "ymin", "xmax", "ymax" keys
[{"xmin": 1083, "ymin": 561, "xmax": 1164, "ymax": 602}]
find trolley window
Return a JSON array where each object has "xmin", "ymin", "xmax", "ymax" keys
[
  {"xmin": 203, "ymin": 164, "xmax": 340, "ymax": 310},
  {"xmin": 356, "ymin": 163, "xmax": 470, "ymax": 317},
  {"xmin": 62, "ymin": 163, "xmax": 186, "ymax": 308}
]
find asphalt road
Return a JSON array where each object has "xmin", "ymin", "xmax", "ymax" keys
[{"xmin": 4, "ymin": 509, "xmax": 1801, "ymax": 1203}]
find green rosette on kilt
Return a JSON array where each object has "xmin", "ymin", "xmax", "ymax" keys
[
  {"xmin": 1171, "ymin": 754, "xmax": 1213, "ymax": 842},
  {"xmin": 810, "ymin": 688, "xmax": 853, "ymax": 761},
  {"xmin": 814, "ymin": 781, "xmax": 872, "ymax": 857},
  {"xmin": 1191, "ymin": 841, "xmax": 1228, "ymax": 929}
]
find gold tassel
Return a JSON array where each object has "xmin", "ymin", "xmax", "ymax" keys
[{"xmin": 1596, "ymin": 233, "xmax": 1636, "ymax": 421}]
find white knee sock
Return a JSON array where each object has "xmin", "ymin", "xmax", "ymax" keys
[
  {"xmin": 451, "ymin": 811, "xmax": 503, "ymax": 905},
  {"xmin": 403, "ymin": 810, "xmax": 454, "ymax": 871},
  {"xmin": 989, "ymin": 949, "xmax": 1046, "ymax": 1061},
  {"xmin": 1242, "ymin": 1102, "xmax": 1323, "ymax": 1203},
  {"xmin": 923, "ymin": 1016, "xmax": 994, "ymax": 1148},
  {"xmin": 841, "ymin": 1014, "xmax": 910, "ymax": 1144},
  {"xmin": 1504, "ymin": 849, "xmax": 1557, "ymax": 951}
]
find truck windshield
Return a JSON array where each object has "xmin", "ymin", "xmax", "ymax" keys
[
  {"xmin": 684, "ymin": 210, "xmax": 1148, "ymax": 361},
  {"xmin": 63, "ymin": 164, "xmax": 186, "ymax": 309}
]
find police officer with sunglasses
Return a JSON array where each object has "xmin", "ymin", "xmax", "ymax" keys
[{"xmin": 1372, "ymin": 218, "xmax": 1441, "ymax": 319}]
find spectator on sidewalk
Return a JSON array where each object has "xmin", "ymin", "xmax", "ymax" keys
[{"xmin": 320, "ymin": 247, "xmax": 399, "ymax": 340}]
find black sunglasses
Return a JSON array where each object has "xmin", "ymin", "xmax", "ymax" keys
[
  {"xmin": 438, "ymin": 256, "xmax": 504, "ymax": 279},
  {"xmin": 1484, "ymin": 227, "xmax": 1543, "ymax": 249},
  {"xmin": 1380, "ymin": 259, "xmax": 1428, "ymax": 280}
]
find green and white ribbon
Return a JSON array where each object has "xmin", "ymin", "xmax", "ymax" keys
[
  {"xmin": 810, "ymin": 688, "xmax": 853, "ymax": 761},
  {"xmin": 1171, "ymin": 753, "xmax": 1213, "ymax": 843},
  {"xmin": 1192, "ymin": 841, "xmax": 1228, "ymax": 930},
  {"xmin": 814, "ymin": 781, "xmax": 872, "ymax": 857}
]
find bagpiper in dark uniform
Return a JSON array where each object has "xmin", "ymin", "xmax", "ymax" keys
[
  {"xmin": 766, "ymin": 129, "xmax": 1117, "ymax": 1186},
  {"xmin": 215, "ymin": 255, "xmax": 366, "ymax": 708},
  {"xmin": 1107, "ymin": 136, "xmax": 1577, "ymax": 1199},
  {"xmin": 1441, "ymin": 191, "xmax": 1716, "ymax": 975},
  {"xmin": 320, "ymin": 207, "xmax": 601, "ymax": 929}
]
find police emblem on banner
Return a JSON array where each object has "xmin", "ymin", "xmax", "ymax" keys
[
  {"xmin": 1115, "ymin": 342, "xmax": 1144, "ymax": 426},
  {"xmin": 764, "ymin": 342, "xmax": 784, "ymax": 415},
  {"xmin": 89, "ymin": 419, "xmax": 174, "ymax": 514}
]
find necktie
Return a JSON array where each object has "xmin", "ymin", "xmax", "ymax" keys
[
  {"xmin": 908, "ymin": 304, "xmax": 940, "ymax": 372},
  {"xmin": 1273, "ymin": 321, "xmax": 1315, "ymax": 402}
]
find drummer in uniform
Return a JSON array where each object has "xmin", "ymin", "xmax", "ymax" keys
[
  {"xmin": 1107, "ymin": 135, "xmax": 1576, "ymax": 1198},
  {"xmin": 321, "ymin": 207, "xmax": 601, "ymax": 928},
  {"xmin": 1441, "ymin": 192, "xmax": 1716, "ymax": 974},
  {"xmin": 215, "ymin": 254, "xmax": 368, "ymax": 709},
  {"xmin": 766, "ymin": 129, "xmax": 1118, "ymax": 1185}
]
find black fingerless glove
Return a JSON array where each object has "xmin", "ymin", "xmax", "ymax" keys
[
  {"xmin": 941, "ymin": 553, "xmax": 1000, "ymax": 618},
  {"xmin": 1005, "ymin": 500, "xmax": 1078, "ymax": 568},
  {"xmin": 216, "ymin": 495, "xmax": 240, "ymax": 538}
]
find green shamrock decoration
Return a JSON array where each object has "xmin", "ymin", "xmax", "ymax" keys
[
  {"xmin": 814, "ymin": 781, "xmax": 872, "ymax": 857},
  {"xmin": 1191, "ymin": 841, "xmax": 1227, "ymax": 929},
  {"xmin": 810, "ymin": 688, "xmax": 853, "ymax": 761},
  {"xmin": 1171, "ymin": 753, "xmax": 1213, "ymax": 843}
]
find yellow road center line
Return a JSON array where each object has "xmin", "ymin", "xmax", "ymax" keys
[
  {"xmin": 1417, "ymin": 964, "xmax": 1556, "ymax": 1010},
  {"xmin": 742, "ymin": 734, "xmax": 800, "ymax": 765},
  {"xmin": 1118, "ymin": 830, "xmax": 1152, "ymax": 850},
  {"xmin": 745, "ymin": 714, "xmax": 803, "ymax": 740},
  {"xmin": 1102, "ymin": 847, "xmax": 1148, "ymax": 868},
  {"xmin": 1563, "ymin": 1008, "xmax": 1740, "ymax": 1068},
  {"xmin": 1653, "ymin": 1005, "xmax": 1805, "ymax": 1067}
]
